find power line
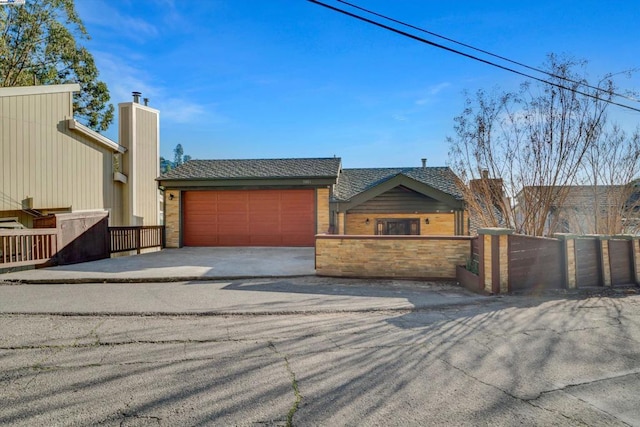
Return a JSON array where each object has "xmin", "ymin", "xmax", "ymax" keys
[
  {"xmin": 307, "ymin": 0, "xmax": 640, "ymax": 113},
  {"xmin": 336, "ymin": 0, "xmax": 639, "ymax": 104}
]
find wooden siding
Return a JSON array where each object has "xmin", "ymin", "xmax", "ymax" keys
[
  {"xmin": 508, "ymin": 234, "xmax": 564, "ymax": 291},
  {"xmin": 0, "ymin": 88, "xmax": 120, "ymax": 221},
  {"xmin": 0, "ymin": 210, "xmax": 38, "ymax": 229},
  {"xmin": 575, "ymin": 238, "xmax": 602, "ymax": 287},
  {"xmin": 347, "ymin": 186, "xmax": 452, "ymax": 213},
  {"xmin": 134, "ymin": 107, "xmax": 160, "ymax": 225},
  {"xmin": 345, "ymin": 212, "xmax": 455, "ymax": 235},
  {"xmin": 118, "ymin": 103, "xmax": 160, "ymax": 226}
]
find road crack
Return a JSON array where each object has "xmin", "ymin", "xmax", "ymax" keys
[{"xmin": 268, "ymin": 342, "xmax": 302, "ymax": 427}]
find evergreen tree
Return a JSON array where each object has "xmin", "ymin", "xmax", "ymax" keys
[{"xmin": 0, "ymin": 0, "xmax": 114, "ymax": 131}]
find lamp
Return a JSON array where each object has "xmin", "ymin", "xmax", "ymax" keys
[
  {"xmin": 425, "ymin": 218, "xmax": 430, "ymax": 224},
  {"xmin": 365, "ymin": 218, "xmax": 370, "ymax": 225},
  {"xmin": 169, "ymin": 193, "xmax": 175, "ymax": 201}
]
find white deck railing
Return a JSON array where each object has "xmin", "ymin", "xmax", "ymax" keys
[{"xmin": 0, "ymin": 229, "xmax": 58, "ymax": 268}]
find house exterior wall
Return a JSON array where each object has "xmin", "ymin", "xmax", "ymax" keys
[
  {"xmin": 0, "ymin": 85, "xmax": 160, "ymax": 228},
  {"xmin": 0, "ymin": 210, "xmax": 37, "ymax": 228},
  {"xmin": 0, "ymin": 85, "xmax": 120, "ymax": 224},
  {"xmin": 164, "ymin": 190, "xmax": 181, "ymax": 248},
  {"xmin": 316, "ymin": 187, "xmax": 330, "ymax": 234},
  {"xmin": 316, "ymin": 234, "xmax": 472, "ymax": 279},
  {"xmin": 347, "ymin": 186, "xmax": 452, "ymax": 213},
  {"xmin": 345, "ymin": 212, "xmax": 457, "ymax": 235},
  {"xmin": 119, "ymin": 102, "xmax": 160, "ymax": 226}
]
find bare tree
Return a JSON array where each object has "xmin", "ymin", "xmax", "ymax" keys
[
  {"xmin": 570, "ymin": 125, "xmax": 640, "ymax": 234},
  {"xmin": 448, "ymin": 55, "xmax": 627, "ymax": 236}
]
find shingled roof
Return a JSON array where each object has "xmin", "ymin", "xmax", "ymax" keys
[
  {"xmin": 334, "ymin": 167, "xmax": 464, "ymax": 201},
  {"xmin": 159, "ymin": 157, "xmax": 342, "ymax": 180}
]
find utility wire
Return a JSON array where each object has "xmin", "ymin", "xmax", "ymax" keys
[
  {"xmin": 308, "ymin": 0, "xmax": 640, "ymax": 113},
  {"xmin": 336, "ymin": 0, "xmax": 638, "ymax": 103}
]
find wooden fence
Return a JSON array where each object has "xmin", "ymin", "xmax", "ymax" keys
[
  {"xmin": 0, "ymin": 223, "xmax": 164, "ymax": 270},
  {"xmin": 575, "ymin": 238, "xmax": 602, "ymax": 287},
  {"xmin": 470, "ymin": 236, "xmax": 480, "ymax": 272},
  {"xmin": 109, "ymin": 226, "xmax": 164, "ymax": 254},
  {"xmin": 0, "ymin": 229, "xmax": 58, "ymax": 268},
  {"xmin": 508, "ymin": 235, "xmax": 564, "ymax": 291},
  {"xmin": 468, "ymin": 229, "xmax": 640, "ymax": 294}
]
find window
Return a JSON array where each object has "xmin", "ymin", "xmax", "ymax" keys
[{"xmin": 375, "ymin": 218, "xmax": 420, "ymax": 235}]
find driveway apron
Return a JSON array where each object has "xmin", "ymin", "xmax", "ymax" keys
[{"xmin": 0, "ymin": 247, "xmax": 316, "ymax": 283}]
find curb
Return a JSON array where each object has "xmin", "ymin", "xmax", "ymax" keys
[{"xmin": 0, "ymin": 274, "xmax": 317, "ymax": 285}]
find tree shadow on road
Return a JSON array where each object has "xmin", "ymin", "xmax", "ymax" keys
[{"xmin": 1, "ymin": 281, "xmax": 639, "ymax": 425}]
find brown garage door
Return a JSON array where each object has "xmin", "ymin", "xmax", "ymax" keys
[{"xmin": 183, "ymin": 189, "xmax": 316, "ymax": 247}]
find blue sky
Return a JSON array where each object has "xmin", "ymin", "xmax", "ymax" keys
[{"xmin": 75, "ymin": 0, "xmax": 640, "ymax": 168}]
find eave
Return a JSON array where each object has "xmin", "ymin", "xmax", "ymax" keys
[
  {"xmin": 157, "ymin": 176, "xmax": 338, "ymax": 189},
  {"xmin": 66, "ymin": 119, "xmax": 126, "ymax": 153}
]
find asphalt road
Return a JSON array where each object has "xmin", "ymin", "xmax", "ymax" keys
[{"xmin": 1, "ymin": 279, "xmax": 640, "ymax": 426}]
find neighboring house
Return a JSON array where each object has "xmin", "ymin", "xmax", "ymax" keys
[
  {"xmin": 158, "ymin": 158, "xmax": 468, "ymax": 248},
  {"xmin": 516, "ymin": 185, "xmax": 640, "ymax": 235},
  {"xmin": 331, "ymin": 166, "xmax": 467, "ymax": 236},
  {"xmin": 0, "ymin": 84, "xmax": 160, "ymax": 227}
]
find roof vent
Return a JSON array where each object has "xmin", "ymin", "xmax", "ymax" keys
[
  {"xmin": 132, "ymin": 91, "xmax": 141, "ymax": 103},
  {"xmin": 421, "ymin": 158, "xmax": 427, "ymax": 168},
  {"xmin": 143, "ymin": 98, "xmax": 149, "ymax": 106}
]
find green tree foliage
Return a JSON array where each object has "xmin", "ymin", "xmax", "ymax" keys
[
  {"xmin": 159, "ymin": 156, "xmax": 172, "ymax": 174},
  {"xmin": 160, "ymin": 145, "xmax": 191, "ymax": 174},
  {"xmin": 173, "ymin": 143, "xmax": 184, "ymax": 167},
  {"xmin": 0, "ymin": 0, "xmax": 114, "ymax": 131}
]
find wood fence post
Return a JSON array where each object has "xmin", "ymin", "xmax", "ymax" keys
[
  {"xmin": 555, "ymin": 234, "xmax": 577, "ymax": 289},
  {"xmin": 478, "ymin": 228, "xmax": 513, "ymax": 294},
  {"xmin": 599, "ymin": 236, "xmax": 612, "ymax": 287},
  {"xmin": 632, "ymin": 237, "xmax": 640, "ymax": 285},
  {"xmin": 136, "ymin": 227, "xmax": 141, "ymax": 254}
]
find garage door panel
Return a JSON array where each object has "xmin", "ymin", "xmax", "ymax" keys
[
  {"xmin": 218, "ymin": 202, "xmax": 248, "ymax": 213},
  {"xmin": 218, "ymin": 235, "xmax": 251, "ymax": 246},
  {"xmin": 183, "ymin": 189, "xmax": 315, "ymax": 247}
]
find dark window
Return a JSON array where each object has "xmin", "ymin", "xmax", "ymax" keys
[{"xmin": 375, "ymin": 218, "xmax": 420, "ymax": 235}]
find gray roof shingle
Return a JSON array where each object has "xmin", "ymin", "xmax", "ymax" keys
[
  {"xmin": 159, "ymin": 157, "xmax": 342, "ymax": 180},
  {"xmin": 334, "ymin": 167, "xmax": 464, "ymax": 201}
]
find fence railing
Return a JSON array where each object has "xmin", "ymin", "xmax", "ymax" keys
[
  {"xmin": 109, "ymin": 226, "xmax": 164, "ymax": 254},
  {"xmin": 0, "ymin": 229, "xmax": 58, "ymax": 268}
]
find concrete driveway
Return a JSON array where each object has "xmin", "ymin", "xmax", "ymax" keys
[{"xmin": 0, "ymin": 247, "xmax": 316, "ymax": 283}]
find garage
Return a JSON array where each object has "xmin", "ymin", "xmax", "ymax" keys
[
  {"xmin": 182, "ymin": 189, "xmax": 316, "ymax": 247},
  {"xmin": 159, "ymin": 157, "xmax": 341, "ymax": 248}
]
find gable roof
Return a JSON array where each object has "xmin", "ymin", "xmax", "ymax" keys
[
  {"xmin": 334, "ymin": 167, "xmax": 464, "ymax": 201},
  {"xmin": 158, "ymin": 157, "xmax": 342, "ymax": 182}
]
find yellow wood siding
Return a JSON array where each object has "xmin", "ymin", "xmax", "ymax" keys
[{"xmin": 345, "ymin": 212, "xmax": 457, "ymax": 235}]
